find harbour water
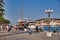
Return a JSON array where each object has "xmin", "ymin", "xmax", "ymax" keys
[{"xmin": 44, "ymin": 26, "xmax": 60, "ymax": 32}]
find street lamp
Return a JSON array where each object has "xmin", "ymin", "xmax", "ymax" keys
[
  {"xmin": 45, "ymin": 9, "xmax": 53, "ymax": 32},
  {"xmin": 45, "ymin": 9, "xmax": 53, "ymax": 18}
]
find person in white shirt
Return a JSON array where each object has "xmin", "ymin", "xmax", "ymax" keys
[
  {"xmin": 28, "ymin": 25, "xmax": 32, "ymax": 35},
  {"xmin": 0, "ymin": 25, "xmax": 2, "ymax": 31}
]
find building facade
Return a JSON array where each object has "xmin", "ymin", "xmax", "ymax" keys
[{"xmin": 35, "ymin": 18, "xmax": 60, "ymax": 26}]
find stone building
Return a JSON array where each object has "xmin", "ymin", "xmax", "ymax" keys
[{"xmin": 35, "ymin": 18, "xmax": 60, "ymax": 26}]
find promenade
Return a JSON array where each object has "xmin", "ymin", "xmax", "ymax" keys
[{"xmin": 0, "ymin": 30, "xmax": 60, "ymax": 40}]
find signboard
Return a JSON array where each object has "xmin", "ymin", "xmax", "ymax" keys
[{"xmin": 46, "ymin": 32, "xmax": 52, "ymax": 37}]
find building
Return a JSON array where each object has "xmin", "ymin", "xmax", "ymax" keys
[
  {"xmin": 35, "ymin": 18, "xmax": 60, "ymax": 26},
  {"xmin": 28, "ymin": 20, "xmax": 35, "ymax": 25},
  {"xmin": 18, "ymin": 19, "xmax": 25, "ymax": 26}
]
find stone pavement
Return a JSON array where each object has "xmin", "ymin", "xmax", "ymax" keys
[{"xmin": 0, "ymin": 31, "xmax": 60, "ymax": 40}]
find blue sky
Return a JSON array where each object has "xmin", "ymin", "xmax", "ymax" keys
[{"xmin": 4, "ymin": 0, "xmax": 60, "ymax": 25}]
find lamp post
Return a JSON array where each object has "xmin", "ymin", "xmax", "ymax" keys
[
  {"xmin": 45, "ymin": 9, "xmax": 53, "ymax": 32},
  {"xmin": 45, "ymin": 9, "xmax": 53, "ymax": 18}
]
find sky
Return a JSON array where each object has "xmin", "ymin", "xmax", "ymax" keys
[{"xmin": 4, "ymin": 0, "xmax": 60, "ymax": 25}]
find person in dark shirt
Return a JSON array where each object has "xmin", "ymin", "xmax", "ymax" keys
[{"xmin": 35, "ymin": 26, "xmax": 39, "ymax": 32}]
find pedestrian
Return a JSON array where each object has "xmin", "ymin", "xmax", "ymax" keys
[
  {"xmin": 53, "ymin": 29, "xmax": 56, "ymax": 33},
  {"xmin": 8, "ymin": 25, "xmax": 10, "ymax": 32},
  {"xmin": 8, "ymin": 25, "xmax": 13, "ymax": 32},
  {"xmin": 0, "ymin": 25, "xmax": 3, "ymax": 31},
  {"xmin": 35, "ymin": 26, "xmax": 39, "ymax": 33},
  {"xmin": 28, "ymin": 25, "xmax": 32, "ymax": 35},
  {"xmin": 28, "ymin": 28, "xmax": 32, "ymax": 35}
]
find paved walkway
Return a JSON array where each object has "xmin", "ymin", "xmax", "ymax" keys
[{"xmin": 0, "ymin": 31, "xmax": 60, "ymax": 40}]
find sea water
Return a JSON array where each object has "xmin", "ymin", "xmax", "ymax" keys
[{"xmin": 44, "ymin": 26, "xmax": 60, "ymax": 32}]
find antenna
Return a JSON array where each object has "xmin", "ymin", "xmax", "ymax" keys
[{"xmin": 20, "ymin": 0, "xmax": 24, "ymax": 20}]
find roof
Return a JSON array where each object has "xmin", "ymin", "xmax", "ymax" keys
[{"xmin": 36, "ymin": 18, "xmax": 60, "ymax": 21}]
